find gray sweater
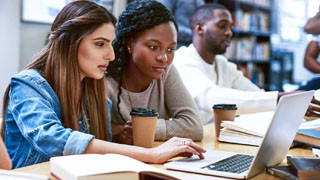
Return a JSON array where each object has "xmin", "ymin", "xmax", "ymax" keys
[{"xmin": 107, "ymin": 65, "xmax": 203, "ymax": 141}]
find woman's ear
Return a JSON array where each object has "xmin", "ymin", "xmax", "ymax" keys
[{"xmin": 127, "ymin": 39, "xmax": 133, "ymax": 54}]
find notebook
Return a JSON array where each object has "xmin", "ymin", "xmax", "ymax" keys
[{"xmin": 164, "ymin": 91, "xmax": 315, "ymax": 179}]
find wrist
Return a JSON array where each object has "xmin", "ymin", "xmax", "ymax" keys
[{"xmin": 144, "ymin": 147, "xmax": 157, "ymax": 163}]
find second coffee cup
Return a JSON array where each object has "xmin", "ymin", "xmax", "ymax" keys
[
  {"xmin": 130, "ymin": 108, "xmax": 159, "ymax": 148},
  {"xmin": 212, "ymin": 104, "xmax": 237, "ymax": 138}
]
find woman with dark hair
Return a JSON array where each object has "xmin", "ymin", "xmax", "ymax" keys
[
  {"xmin": 2, "ymin": 0, "xmax": 205, "ymax": 169},
  {"xmin": 107, "ymin": 0, "xmax": 203, "ymax": 144}
]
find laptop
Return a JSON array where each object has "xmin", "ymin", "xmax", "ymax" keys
[{"xmin": 164, "ymin": 91, "xmax": 315, "ymax": 179}]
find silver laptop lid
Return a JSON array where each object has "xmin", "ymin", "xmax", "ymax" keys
[{"xmin": 247, "ymin": 90, "xmax": 314, "ymax": 178}]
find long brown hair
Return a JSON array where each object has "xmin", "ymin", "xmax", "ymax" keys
[{"xmin": 2, "ymin": 0, "xmax": 116, "ymax": 140}]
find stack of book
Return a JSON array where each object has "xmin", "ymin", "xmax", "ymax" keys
[
  {"xmin": 295, "ymin": 129, "xmax": 320, "ymax": 148},
  {"xmin": 267, "ymin": 156, "xmax": 320, "ymax": 180},
  {"xmin": 218, "ymin": 111, "xmax": 320, "ymax": 147},
  {"xmin": 218, "ymin": 111, "xmax": 273, "ymax": 146}
]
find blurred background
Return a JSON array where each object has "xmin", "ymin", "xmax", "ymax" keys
[{"xmin": 0, "ymin": 0, "xmax": 319, "ymax": 111}]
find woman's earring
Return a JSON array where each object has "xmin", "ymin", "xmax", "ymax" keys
[{"xmin": 128, "ymin": 47, "xmax": 131, "ymax": 53}]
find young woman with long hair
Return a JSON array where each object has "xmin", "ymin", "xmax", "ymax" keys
[{"xmin": 2, "ymin": 0, "xmax": 205, "ymax": 169}]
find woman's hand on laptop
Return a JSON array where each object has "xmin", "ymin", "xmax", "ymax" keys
[{"xmin": 148, "ymin": 137, "xmax": 206, "ymax": 164}]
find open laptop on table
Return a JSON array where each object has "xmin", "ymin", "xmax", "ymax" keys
[{"xmin": 164, "ymin": 91, "xmax": 315, "ymax": 179}]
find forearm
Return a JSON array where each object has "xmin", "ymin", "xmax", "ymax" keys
[
  {"xmin": 156, "ymin": 116, "xmax": 203, "ymax": 141},
  {"xmin": 303, "ymin": 41, "xmax": 320, "ymax": 73},
  {"xmin": 84, "ymin": 138, "xmax": 154, "ymax": 163},
  {"xmin": 0, "ymin": 138, "xmax": 12, "ymax": 170},
  {"xmin": 198, "ymin": 87, "xmax": 278, "ymax": 114},
  {"xmin": 305, "ymin": 58, "xmax": 320, "ymax": 73}
]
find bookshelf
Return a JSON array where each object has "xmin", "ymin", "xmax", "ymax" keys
[
  {"xmin": 210, "ymin": 0, "xmax": 273, "ymax": 90},
  {"xmin": 269, "ymin": 49, "xmax": 294, "ymax": 91}
]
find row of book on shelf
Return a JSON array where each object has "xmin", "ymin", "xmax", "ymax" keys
[
  {"xmin": 225, "ymin": 38, "xmax": 270, "ymax": 60},
  {"xmin": 232, "ymin": 10, "xmax": 270, "ymax": 33},
  {"xmin": 241, "ymin": 0, "xmax": 270, "ymax": 6},
  {"xmin": 236, "ymin": 63, "xmax": 265, "ymax": 88}
]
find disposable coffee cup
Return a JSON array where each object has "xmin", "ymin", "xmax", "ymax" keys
[
  {"xmin": 130, "ymin": 108, "xmax": 159, "ymax": 148},
  {"xmin": 212, "ymin": 104, "xmax": 237, "ymax": 138}
]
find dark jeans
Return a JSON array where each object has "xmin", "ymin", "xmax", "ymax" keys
[{"xmin": 297, "ymin": 77, "xmax": 320, "ymax": 90}]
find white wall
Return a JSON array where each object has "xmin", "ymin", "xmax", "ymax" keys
[
  {"xmin": 0, "ymin": 0, "xmax": 20, "ymax": 115},
  {"xmin": 19, "ymin": 0, "xmax": 127, "ymax": 68},
  {"xmin": 20, "ymin": 23, "xmax": 50, "ymax": 69},
  {"xmin": 113, "ymin": 0, "xmax": 127, "ymax": 18}
]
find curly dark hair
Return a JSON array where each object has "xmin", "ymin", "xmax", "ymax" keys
[{"xmin": 106, "ymin": 0, "xmax": 178, "ymax": 122}]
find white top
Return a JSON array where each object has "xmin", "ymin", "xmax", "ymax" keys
[{"xmin": 173, "ymin": 44, "xmax": 278, "ymax": 124}]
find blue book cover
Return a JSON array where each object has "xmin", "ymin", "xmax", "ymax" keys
[
  {"xmin": 297, "ymin": 129, "xmax": 320, "ymax": 138},
  {"xmin": 295, "ymin": 129, "xmax": 320, "ymax": 148}
]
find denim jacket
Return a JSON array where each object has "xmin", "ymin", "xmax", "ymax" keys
[{"xmin": 4, "ymin": 69, "xmax": 112, "ymax": 168}]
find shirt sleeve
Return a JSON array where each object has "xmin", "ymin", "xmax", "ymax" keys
[
  {"xmin": 155, "ymin": 65, "xmax": 203, "ymax": 141},
  {"xmin": 175, "ymin": 56, "xmax": 278, "ymax": 116},
  {"xmin": 9, "ymin": 76, "xmax": 94, "ymax": 158}
]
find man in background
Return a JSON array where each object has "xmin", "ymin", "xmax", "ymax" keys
[{"xmin": 173, "ymin": 3, "xmax": 320, "ymax": 124}]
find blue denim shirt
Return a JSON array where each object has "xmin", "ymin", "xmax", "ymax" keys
[{"xmin": 4, "ymin": 69, "xmax": 112, "ymax": 168}]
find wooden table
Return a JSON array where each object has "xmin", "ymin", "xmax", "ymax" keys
[{"xmin": 15, "ymin": 124, "xmax": 314, "ymax": 179}]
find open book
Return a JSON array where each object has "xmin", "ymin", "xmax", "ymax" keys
[
  {"xmin": 0, "ymin": 169, "xmax": 48, "ymax": 180},
  {"xmin": 218, "ymin": 111, "xmax": 320, "ymax": 146},
  {"xmin": 50, "ymin": 154, "xmax": 179, "ymax": 180}
]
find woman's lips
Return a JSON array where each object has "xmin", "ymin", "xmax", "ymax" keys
[
  {"xmin": 98, "ymin": 65, "xmax": 108, "ymax": 71},
  {"xmin": 153, "ymin": 66, "xmax": 166, "ymax": 73}
]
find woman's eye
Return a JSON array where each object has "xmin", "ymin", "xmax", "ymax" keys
[
  {"xmin": 96, "ymin": 42, "xmax": 105, "ymax": 47},
  {"xmin": 148, "ymin": 46, "xmax": 158, "ymax": 50},
  {"xmin": 168, "ymin": 48, "xmax": 175, "ymax": 53}
]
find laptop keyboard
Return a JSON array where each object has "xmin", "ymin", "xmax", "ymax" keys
[{"xmin": 201, "ymin": 154, "xmax": 254, "ymax": 174}]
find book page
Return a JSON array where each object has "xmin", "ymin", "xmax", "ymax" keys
[
  {"xmin": 315, "ymin": 89, "xmax": 320, "ymax": 100},
  {"xmin": 221, "ymin": 111, "xmax": 320, "ymax": 136},
  {"xmin": 299, "ymin": 118, "xmax": 320, "ymax": 129},
  {"xmin": 219, "ymin": 128, "xmax": 262, "ymax": 146},
  {"xmin": 50, "ymin": 154, "xmax": 178, "ymax": 179},
  {"xmin": 0, "ymin": 169, "xmax": 48, "ymax": 180},
  {"xmin": 221, "ymin": 111, "xmax": 274, "ymax": 136}
]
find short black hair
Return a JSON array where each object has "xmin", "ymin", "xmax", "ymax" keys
[{"xmin": 190, "ymin": 3, "xmax": 228, "ymax": 31}]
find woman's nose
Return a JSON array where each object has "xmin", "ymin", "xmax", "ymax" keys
[
  {"xmin": 105, "ymin": 46, "xmax": 115, "ymax": 61},
  {"xmin": 156, "ymin": 53, "xmax": 168, "ymax": 62}
]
